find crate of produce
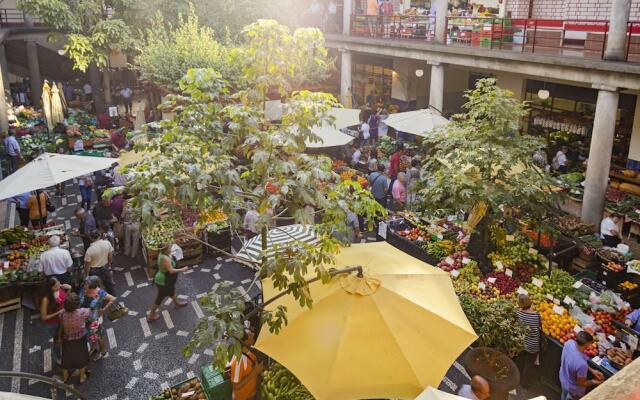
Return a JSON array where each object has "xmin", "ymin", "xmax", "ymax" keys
[
  {"xmin": 201, "ymin": 365, "xmax": 232, "ymax": 400},
  {"xmin": 168, "ymin": 377, "xmax": 208, "ymax": 400}
]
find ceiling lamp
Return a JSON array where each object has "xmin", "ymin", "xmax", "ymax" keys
[
  {"xmin": 537, "ymin": 89, "xmax": 550, "ymax": 100},
  {"xmin": 415, "ymin": 69, "xmax": 424, "ymax": 77}
]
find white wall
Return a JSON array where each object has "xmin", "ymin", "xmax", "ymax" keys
[{"xmin": 391, "ymin": 58, "xmax": 417, "ymax": 102}]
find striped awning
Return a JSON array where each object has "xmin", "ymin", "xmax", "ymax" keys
[{"xmin": 236, "ymin": 224, "xmax": 320, "ymax": 263}]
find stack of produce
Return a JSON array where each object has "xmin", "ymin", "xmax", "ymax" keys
[
  {"xmin": 596, "ymin": 248, "xmax": 627, "ymax": 263},
  {"xmin": 422, "ymin": 240, "xmax": 455, "ymax": 259},
  {"xmin": 142, "ymin": 215, "xmax": 184, "ymax": 250},
  {"xmin": 0, "ymin": 269, "xmax": 44, "ymax": 286},
  {"xmin": 591, "ymin": 310, "xmax": 616, "ymax": 336},
  {"xmin": 200, "ymin": 209, "xmax": 228, "ymax": 232},
  {"xmin": 397, "ymin": 227, "xmax": 429, "ymax": 242},
  {"xmin": 452, "ymin": 261, "xmax": 481, "ymax": 293},
  {"xmin": 261, "ymin": 363, "xmax": 314, "ymax": 400},
  {"xmin": 482, "ymin": 271, "xmax": 520, "ymax": 296},
  {"xmin": 523, "ymin": 269, "xmax": 575, "ymax": 304},
  {"xmin": 339, "ymin": 169, "xmax": 368, "ymax": 187},
  {"xmin": 0, "ymin": 226, "xmax": 34, "ymax": 247},
  {"xmin": 168, "ymin": 378, "xmax": 206, "ymax": 400},
  {"xmin": 437, "ymin": 251, "xmax": 470, "ymax": 272},
  {"xmin": 539, "ymin": 302, "xmax": 579, "ymax": 344},
  {"xmin": 606, "ymin": 348, "xmax": 632, "ymax": 368},
  {"xmin": 488, "ymin": 239, "xmax": 541, "ymax": 269},
  {"xmin": 555, "ymin": 215, "xmax": 595, "ymax": 236}
]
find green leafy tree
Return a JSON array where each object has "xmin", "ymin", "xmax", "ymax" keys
[
  {"xmin": 17, "ymin": 0, "xmax": 138, "ymax": 110},
  {"xmin": 136, "ymin": 7, "xmax": 235, "ymax": 89},
  {"xmin": 418, "ymin": 79, "xmax": 561, "ymax": 267},
  {"xmin": 127, "ymin": 21, "xmax": 385, "ymax": 369}
]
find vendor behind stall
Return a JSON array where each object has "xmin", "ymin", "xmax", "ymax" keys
[
  {"xmin": 625, "ymin": 309, "xmax": 640, "ymax": 332},
  {"xmin": 559, "ymin": 331, "xmax": 604, "ymax": 400},
  {"xmin": 600, "ymin": 213, "xmax": 623, "ymax": 248}
]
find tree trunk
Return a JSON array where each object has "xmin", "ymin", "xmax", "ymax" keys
[
  {"xmin": 88, "ymin": 64, "xmax": 104, "ymax": 113},
  {"xmin": 102, "ymin": 69, "xmax": 112, "ymax": 106},
  {"xmin": 466, "ymin": 215, "xmax": 495, "ymax": 274}
]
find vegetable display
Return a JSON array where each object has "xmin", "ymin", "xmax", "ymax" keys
[{"xmin": 261, "ymin": 363, "xmax": 314, "ymax": 400}]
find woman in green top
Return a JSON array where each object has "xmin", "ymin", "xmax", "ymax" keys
[{"xmin": 147, "ymin": 244, "xmax": 188, "ymax": 322}]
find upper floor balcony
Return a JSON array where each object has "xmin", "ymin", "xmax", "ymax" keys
[
  {"xmin": 324, "ymin": 14, "xmax": 640, "ymax": 63},
  {"xmin": 0, "ymin": 8, "xmax": 41, "ymax": 29}
]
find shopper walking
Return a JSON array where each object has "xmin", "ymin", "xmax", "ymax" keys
[
  {"xmin": 391, "ymin": 172, "xmax": 407, "ymax": 211},
  {"xmin": 559, "ymin": 331, "xmax": 604, "ymax": 400},
  {"xmin": 122, "ymin": 199, "xmax": 141, "ymax": 258},
  {"xmin": 27, "ymin": 189, "xmax": 49, "ymax": 227},
  {"xmin": 60, "ymin": 293, "xmax": 91, "ymax": 384},
  {"xmin": 79, "ymin": 276, "xmax": 115, "ymax": 361},
  {"xmin": 93, "ymin": 197, "xmax": 117, "ymax": 234},
  {"xmin": 73, "ymin": 208, "xmax": 97, "ymax": 252},
  {"xmin": 147, "ymin": 244, "xmax": 188, "ymax": 322},
  {"xmin": 40, "ymin": 235, "xmax": 73, "ymax": 285},
  {"xmin": 84, "ymin": 230, "xmax": 115, "ymax": 295},
  {"xmin": 4, "ymin": 131, "xmax": 23, "ymax": 174},
  {"xmin": 40, "ymin": 277, "xmax": 69, "ymax": 365},
  {"xmin": 9, "ymin": 192, "xmax": 31, "ymax": 227},
  {"xmin": 515, "ymin": 293, "xmax": 542, "ymax": 389},
  {"xmin": 368, "ymin": 164, "xmax": 389, "ymax": 208},
  {"xmin": 120, "ymin": 86, "xmax": 133, "ymax": 114}
]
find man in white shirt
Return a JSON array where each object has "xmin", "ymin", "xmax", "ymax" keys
[
  {"xmin": 243, "ymin": 203, "xmax": 260, "ymax": 239},
  {"xmin": 83, "ymin": 83, "xmax": 93, "ymax": 101},
  {"xmin": 40, "ymin": 235, "xmax": 73, "ymax": 284},
  {"xmin": 360, "ymin": 121, "xmax": 370, "ymax": 147},
  {"xmin": 84, "ymin": 230, "xmax": 115, "ymax": 294},
  {"xmin": 351, "ymin": 146, "xmax": 362, "ymax": 166},
  {"xmin": 552, "ymin": 146, "xmax": 569, "ymax": 173},
  {"xmin": 600, "ymin": 213, "xmax": 622, "ymax": 248},
  {"xmin": 120, "ymin": 86, "xmax": 133, "ymax": 114}
]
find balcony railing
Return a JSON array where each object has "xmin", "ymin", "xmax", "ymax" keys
[
  {"xmin": 0, "ymin": 8, "xmax": 42, "ymax": 28},
  {"xmin": 348, "ymin": 15, "xmax": 640, "ymax": 62}
]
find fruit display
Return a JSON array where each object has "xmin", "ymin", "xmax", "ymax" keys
[
  {"xmin": 168, "ymin": 378, "xmax": 206, "ymax": 400},
  {"xmin": 467, "ymin": 284, "xmax": 501, "ymax": 302},
  {"xmin": 583, "ymin": 342, "xmax": 599, "ymax": 358},
  {"xmin": 539, "ymin": 302, "xmax": 579, "ymax": 343},
  {"xmin": 437, "ymin": 251, "xmax": 470, "ymax": 272},
  {"xmin": 489, "ymin": 240, "xmax": 540, "ymax": 269},
  {"xmin": 554, "ymin": 215, "xmax": 595, "ymax": 236},
  {"xmin": 597, "ymin": 247, "xmax": 627, "ymax": 263},
  {"xmin": 606, "ymin": 348, "xmax": 632, "ymax": 368},
  {"xmin": 482, "ymin": 271, "xmax": 521, "ymax": 295},
  {"xmin": 581, "ymin": 278, "xmax": 608, "ymax": 293},
  {"xmin": 423, "ymin": 240, "xmax": 455, "ymax": 259},
  {"xmin": 332, "ymin": 159, "xmax": 347, "ymax": 171},
  {"xmin": 513, "ymin": 263, "xmax": 538, "ymax": 283},
  {"xmin": 627, "ymin": 260, "xmax": 640, "ymax": 275},
  {"xmin": 142, "ymin": 215, "xmax": 184, "ymax": 249},
  {"xmin": 619, "ymin": 280, "xmax": 639, "ymax": 291},
  {"xmin": 397, "ymin": 227, "xmax": 429, "ymax": 242},
  {"xmin": 261, "ymin": 363, "xmax": 314, "ymax": 400},
  {"xmin": 591, "ymin": 310, "xmax": 616, "ymax": 336},
  {"xmin": 0, "ymin": 226, "xmax": 34, "ymax": 246},
  {"xmin": 603, "ymin": 262, "xmax": 625, "ymax": 273},
  {"xmin": 0, "ymin": 269, "xmax": 45, "ymax": 286},
  {"xmin": 452, "ymin": 261, "xmax": 481, "ymax": 293}
]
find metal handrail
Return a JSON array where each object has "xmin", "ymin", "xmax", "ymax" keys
[{"xmin": 0, "ymin": 371, "xmax": 86, "ymax": 399}]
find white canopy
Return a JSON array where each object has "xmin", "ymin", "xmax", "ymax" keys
[
  {"xmin": 0, "ymin": 153, "xmax": 118, "ymax": 200},
  {"xmin": 305, "ymin": 124, "xmax": 355, "ymax": 148},
  {"xmin": 384, "ymin": 109, "xmax": 450, "ymax": 138}
]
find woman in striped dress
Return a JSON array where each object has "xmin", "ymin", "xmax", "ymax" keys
[{"xmin": 515, "ymin": 293, "xmax": 542, "ymax": 389}]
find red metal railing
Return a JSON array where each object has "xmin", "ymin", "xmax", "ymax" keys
[
  {"xmin": 347, "ymin": 15, "xmax": 640, "ymax": 62},
  {"xmin": 350, "ymin": 14, "xmax": 437, "ymax": 41}
]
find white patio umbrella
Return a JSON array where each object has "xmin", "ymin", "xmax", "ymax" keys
[
  {"xmin": 236, "ymin": 224, "xmax": 319, "ymax": 264},
  {"xmin": 304, "ymin": 107, "xmax": 360, "ymax": 148},
  {"xmin": 0, "ymin": 153, "xmax": 118, "ymax": 200},
  {"xmin": 385, "ymin": 108, "xmax": 450, "ymax": 138}
]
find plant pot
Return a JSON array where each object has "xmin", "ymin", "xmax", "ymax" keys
[{"xmin": 463, "ymin": 347, "xmax": 520, "ymax": 400}]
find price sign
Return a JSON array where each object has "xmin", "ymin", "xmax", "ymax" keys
[
  {"xmin": 505, "ymin": 235, "xmax": 515, "ymax": 242},
  {"xmin": 450, "ymin": 269, "xmax": 460, "ymax": 278},
  {"xmin": 529, "ymin": 248, "xmax": 539, "ymax": 255},
  {"xmin": 446, "ymin": 257, "xmax": 455, "ymax": 265},
  {"xmin": 574, "ymin": 326, "xmax": 583, "ymax": 333},
  {"xmin": 563, "ymin": 296, "xmax": 576, "ymax": 306},
  {"xmin": 462, "ymin": 257, "xmax": 471, "ymax": 265},
  {"xmin": 532, "ymin": 277, "xmax": 544, "ymax": 288},
  {"xmin": 592, "ymin": 356, "xmax": 603, "ymax": 365},
  {"xmin": 378, "ymin": 222, "xmax": 387, "ymax": 239},
  {"xmin": 553, "ymin": 298, "xmax": 561, "ymax": 305},
  {"xmin": 495, "ymin": 261, "xmax": 504, "ymax": 271},
  {"xmin": 487, "ymin": 277, "xmax": 497, "ymax": 284},
  {"xmin": 478, "ymin": 282, "xmax": 486, "ymax": 291},
  {"xmin": 608, "ymin": 335, "xmax": 617, "ymax": 343},
  {"xmin": 505, "ymin": 268, "xmax": 513, "ymax": 277},
  {"xmin": 545, "ymin": 293, "xmax": 554, "ymax": 301},
  {"xmin": 553, "ymin": 305, "xmax": 565, "ymax": 315},
  {"xmin": 437, "ymin": 234, "xmax": 444, "ymax": 240},
  {"xmin": 624, "ymin": 334, "xmax": 638, "ymax": 352},
  {"xmin": 517, "ymin": 287, "xmax": 528, "ymax": 295},
  {"xmin": 572, "ymin": 281, "xmax": 583, "ymax": 289}
]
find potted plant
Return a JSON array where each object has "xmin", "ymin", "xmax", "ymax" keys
[{"xmin": 459, "ymin": 294, "xmax": 528, "ymax": 400}]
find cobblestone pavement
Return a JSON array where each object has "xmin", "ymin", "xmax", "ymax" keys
[{"xmin": 0, "ymin": 180, "xmax": 559, "ymax": 399}]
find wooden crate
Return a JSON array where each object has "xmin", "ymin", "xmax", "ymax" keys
[{"xmin": 0, "ymin": 296, "xmax": 21, "ymax": 314}]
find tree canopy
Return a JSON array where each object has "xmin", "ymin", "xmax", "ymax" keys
[
  {"xmin": 127, "ymin": 20, "xmax": 385, "ymax": 368},
  {"xmin": 17, "ymin": 0, "xmax": 136, "ymax": 71}
]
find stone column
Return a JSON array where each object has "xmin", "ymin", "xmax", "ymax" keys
[
  {"xmin": 499, "ymin": 0, "xmax": 508, "ymax": 18},
  {"xmin": 434, "ymin": 0, "xmax": 448, "ymax": 44},
  {"xmin": 0, "ymin": 45, "xmax": 8, "ymax": 133},
  {"xmin": 25, "ymin": 41, "xmax": 41, "ymax": 105},
  {"xmin": 581, "ymin": 86, "xmax": 620, "ymax": 226},
  {"xmin": 429, "ymin": 62, "xmax": 444, "ymax": 113},
  {"xmin": 604, "ymin": 0, "xmax": 632, "ymax": 61},
  {"xmin": 340, "ymin": 49, "xmax": 352, "ymax": 107},
  {"xmin": 343, "ymin": 0, "xmax": 353, "ymax": 35}
]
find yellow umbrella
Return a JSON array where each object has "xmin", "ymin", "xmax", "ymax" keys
[
  {"xmin": 41, "ymin": 81, "xmax": 53, "ymax": 131},
  {"xmin": 56, "ymin": 81, "xmax": 67, "ymax": 110},
  {"xmin": 255, "ymin": 242, "xmax": 477, "ymax": 400},
  {"xmin": 50, "ymin": 84, "xmax": 65, "ymax": 126}
]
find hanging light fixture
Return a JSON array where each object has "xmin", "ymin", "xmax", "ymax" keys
[
  {"xmin": 415, "ymin": 69, "xmax": 424, "ymax": 77},
  {"xmin": 537, "ymin": 89, "xmax": 550, "ymax": 100}
]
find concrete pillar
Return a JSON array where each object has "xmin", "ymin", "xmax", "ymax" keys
[
  {"xmin": 0, "ymin": 45, "xmax": 8, "ymax": 133},
  {"xmin": 434, "ymin": 0, "xmax": 448, "ymax": 44},
  {"xmin": 428, "ymin": 63, "xmax": 444, "ymax": 113},
  {"xmin": 25, "ymin": 41, "xmax": 41, "ymax": 105},
  {"xmin": 340, "ymin": 49, "xmax": 352, "ymax": 107},
  {"xmin": 499, "ymin": 0, "xmax": 508, "ymax": 18},
  {"xmin": 343, "ymin": 0, "xmax": 353, "ymax": 35},
  {"xmin": 604, "ymin": 0, "xmax": 632, "ymax": 61},
  {"xmin": 0, "ymin": 45, "xmax": 9, "ymax": 91},
  {"xmin": 581, "ymin": 86, "xmax": 620, "ymax": 226}
]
